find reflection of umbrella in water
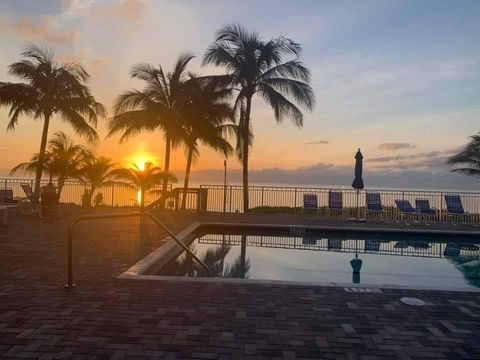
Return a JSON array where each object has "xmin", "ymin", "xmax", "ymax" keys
[
  {"xmin": 352, "ymin": 149, "xmax": 364, "ymax": 220},
  {"xmin": 350, "ymin": 239, "xmax": 363, "ymax": 284}
]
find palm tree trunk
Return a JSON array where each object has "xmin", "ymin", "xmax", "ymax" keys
[
  {"xmin": 161, "ymin": 134, "xmax": 171, "ymax": 209},
  {"xmin": 242, "ymin": 96, "xmax": 252, "ymax": 213},
  {"xmin": 181, "ymin": 146, "xmax": 194, "ymax": 210},
  {"xmin": 34, "ymin": 112, "xmax": 51, "ymax": 202},
  {"xmin": 57, "ymin": 177, "xmax": 65, "ymax": 202},
  {"xmin": 140, "ymin": 186, "xmax": 145, "ymax": 208}
]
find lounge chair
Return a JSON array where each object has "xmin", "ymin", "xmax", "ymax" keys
[
  {"xmin": 303, "ymin": 194, "xmax": 319, "ymax": 217},
  {"xmin": 415, "ymin": 199, "xmax": 436, "ymax": 221},
  {"xmin": 328, "ymin": 191, "xmax": 346, "ymax": 217},
  {"xmin": 364, "ymin": 240, "xmax": 381, "ymax": 252},
  {"xmin": 0, "ymin": 189, "xmax": 18, "ymax": 204},
  {"xmin": 444, "ymin": 194, "xmax": 470, "ymax": 223},
  {"xmin": 444, "ymin": 243, "xmax": 461, "ymax": 257},
  {"xmin": 20, "ymin": 184, "xmax": 35, "ymax": 201},
  {"xmin": 395, "ymin": 199, "xmax": 417, "ymax": 222},
  {"xmin": 366, "ymin": 192, "xmax": 386, "ymax": 220},
  {"xmin": 18, "ymin": 184, "xmax": 37, "ymax": 214},
  {"xmin": 327, "ymin": 238, "xmax": 342, "ymax": 251}
]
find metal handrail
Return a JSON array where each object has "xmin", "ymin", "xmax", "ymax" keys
[{"xmin": 65, "ymin": 210, "xmax": 210, "ymax": 289}]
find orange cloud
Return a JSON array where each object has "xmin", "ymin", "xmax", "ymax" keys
[
  {"xmin": 62, "ymin": 0, "xmax": 147, "ymax": 22},
  {"xmin": 0, "ymin": 16, "xmax": 77, "ymax": 44},
  {"xmin": 101, "ymin": 0, "xmax": 147, "ymax": 21}
]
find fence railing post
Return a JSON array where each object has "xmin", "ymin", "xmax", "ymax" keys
[
  {"xmin": 440, "ymin": 192, "xmax": 444, "ymax": 222},
  {"xmin": 111, "ymin": 184, "xmax": 115, "ymax": 207}
]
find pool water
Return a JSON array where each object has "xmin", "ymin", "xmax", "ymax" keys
[{"xmin": 157, "ymin": 230, "xmax": 480, "ymax": 289}]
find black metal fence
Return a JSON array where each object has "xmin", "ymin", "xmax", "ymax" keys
[
  {"xmin": 3, "ymin": 178, "xmax": 480, "ymax": 223},
  {"xmin": 1, "ymin": 178, "xmax": 172, "ymax": 207},
  {"xmin": 199, "ymin": 185, "xmax": 480, "ymax": 223},
  {"xmin": 198, "ymin": 234, "xmax": 479, "ymax": 258}
]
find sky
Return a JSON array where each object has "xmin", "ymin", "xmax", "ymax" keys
[{"xmin": 0, "ymin": 0, "xmax": 480, "ymax": 189}]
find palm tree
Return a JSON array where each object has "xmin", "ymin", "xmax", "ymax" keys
[
  {"xmin": 10, "ymin": 131, "xmax": 88, "ymax": 199},
  {"xmin": 112, "ymin": 162, "xmax": 176, "ymax": 208},
  {"xmin": 0, "ymin": 44, "xmax": 106, "ymax": 200},
  {"xmin": 76, "ymin": 155, "xmax": 117, "ymax": 207},
  {"xmin": 447, "ymin": 134, "xmax": 480, "ymax": 177},
  {"xmin": 203, "ymin": 24, "xmax": 315, "ymax": 211},
  {"xmin": 180, "ymin": 76, "xmax": 234, "ymax": 209},
  {"xmin": 108, "ymin": 54, "xmax": 193, "ymax": 208}
]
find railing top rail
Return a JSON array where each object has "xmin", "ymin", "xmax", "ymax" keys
[{"xmin": 199, "ymin": 184, "xmax": 480, "ymax": 195}]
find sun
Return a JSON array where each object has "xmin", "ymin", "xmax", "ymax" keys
[
  {"xmin": 128, "ymin": 152, "xmax": 157, "ymax": 171},
  {"xmin": 137, "ymin": 160, "xmax": 146, "ymax": 171}
]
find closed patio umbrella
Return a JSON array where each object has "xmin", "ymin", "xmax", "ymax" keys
[{"xmin": 352, "ymin": 149, "xmax": 364, "ymax": 220}]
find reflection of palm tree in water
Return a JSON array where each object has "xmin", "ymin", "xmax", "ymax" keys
[
  {"xmin": 446, "ymin": 245, "xmax": 480, "ymax": 288},
  {"xmin": 161, "ymin": 237, "xmax": 251, "ymax": 278}
]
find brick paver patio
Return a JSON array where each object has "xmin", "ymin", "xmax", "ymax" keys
[{"xmin": 1, "ymin": 207, "xmax": 479, "ymax": 359}]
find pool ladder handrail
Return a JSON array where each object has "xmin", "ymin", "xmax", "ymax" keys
[{"xmin": 65, "ymin": 210, "xmax": 210, "ymax": 289}]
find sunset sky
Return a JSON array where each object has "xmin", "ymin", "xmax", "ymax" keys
[{"xmin": 1, "ymin": 0, "xmax": 480, "ymax": 189}]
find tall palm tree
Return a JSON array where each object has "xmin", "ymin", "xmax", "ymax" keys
[
  {"xmin": 108, "ymin": 54, "xmax": 193, "ymax": 208},
  {"xmin": 76, "ymin": 155, "xmax": 117, "ymax": 207},
  {"xmin": 203, "ymin": 24, "xmax": 315, "ymax": 211},
  {"xmin": 447, "ymin": 134, "xmax": 480, "ymax": 178},
  {"xmin": 10, "ymin": 131, "xmax": 88, "ymax": 199},
  {"xmin": 0, "ymin": 44, "xmax": 106, "ymax": 200},
  {"xmin": 180, "ymin": 77, "xmax": 234, "ymax": 209},
  {"xmin": 112, "ymin": 162, "xmax": 176, "ymax": 208}
]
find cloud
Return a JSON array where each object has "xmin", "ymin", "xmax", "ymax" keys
[
  {"xmin": 0, "ymin": 16, "xmax": 77, "ymax": 44},
  {"xmin": 378, "ymin": 142, "xmax": 415, "ymax": 151},
  {"xmin": 100, "ymin": 0, "xmax": 147, "ymax": 21},
  {"xmin": 370, "ymin": 149, "xmax": 459, "ymax": 163},
  {"xmin": 303, "ymin": 140, "xmax": 330, "ymax": 145},
  {"xmin": 368, "ymin": 148, "xmax": 463, "ymax": 171},
  {"xmin": 62, "ymin": 0, "xmax": 147, "ymax": 22}
]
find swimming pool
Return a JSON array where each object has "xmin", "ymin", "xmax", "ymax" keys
[{"xmin": 152, "ymin": 226, "xmax": 480, "ymax": 290}]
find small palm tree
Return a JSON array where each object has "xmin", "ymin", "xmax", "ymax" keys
[
  {"xmin": 0, "ymin": 44, "xmax": 106, "ymax": 200},
  {"xmin": 112, "ymin": 162, "xmax": 176, "ymax": 208},
  {"xmin": 108, "ymin": 54, "xmax": 192, "ymax": 208},
  {"xmin": 77, "ymin": 155, "xmax": 117, "ymax": 207},
  {"xmin": 447, "ymin": 134, "xmax": 480, "ymax": 177},
  {"xmin": 180, "ymin": 76, "xmax": 234, "ymax": 209},
  {"xmin": 203, "ymin": 24, "xmax": 315, "ymax": 211},
  {"xmin": 11, "ymin": 131, "xmax": 88, "ymax": 199}
]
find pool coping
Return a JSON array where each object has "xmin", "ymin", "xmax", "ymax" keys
[{"xmin": 118, "ymin": 221, "xmax": 480, "ymax": 293}]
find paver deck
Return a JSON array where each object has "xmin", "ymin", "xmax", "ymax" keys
[{"xmin": 0, "ymin": 207, "xmax": 479, "ymax": 359}]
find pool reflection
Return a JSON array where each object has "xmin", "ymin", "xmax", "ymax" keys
[{"xmin": 157, "ymin": 232, "xmax": 480, "ymax": 288}]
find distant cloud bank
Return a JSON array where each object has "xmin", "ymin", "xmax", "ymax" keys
[
  {"xmin": 377, "ymin": 142, "xmax": 415, "ymax": 151},
  {"xmin": 303, "ymin": 140, "xmax": 330, "ymax": 145},
  {"xmin": 184, "ymin": 161, "xmax": 479, "ymax": 191}
]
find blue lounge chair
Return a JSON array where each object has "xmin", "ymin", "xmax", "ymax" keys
[
  {"xmin": 327, "ymin": 238, "xmax": 342, "ymax": 251},
  {"xmin": 366, "ymin": 192, "xmax": 385, "ymax": 220},
  {"xmin": 415, "ymin": 199, "xmax": 436, "ymax": 221},
  {"xmin": 444, "ymin": 243, "xmax": 461, "ymax": 257},
  {"xmin": 365, "ymin": 240, "xmax": 381, "ymax": 252},
  {"xmin": 328, "ymin": 191, "xmax": 345, "ymax": 217},
  {"xmin": 444, "ymin": 194, "xmax": 469, "ymax": 223},
  {"xmin": 415, "ymin": 199, "xmax": 435, "ymax": 214},
  {"xmin": 303, "ymin": 194, "xmax": 319, "ymax": 217},
  {"xmin": 395, "ymin": 199, "xmax": 420, "ymax": 223}
]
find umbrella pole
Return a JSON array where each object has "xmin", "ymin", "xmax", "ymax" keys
[{"xmin": 356, "ymin": 189, "xmax": 359, "ymax": 220}]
